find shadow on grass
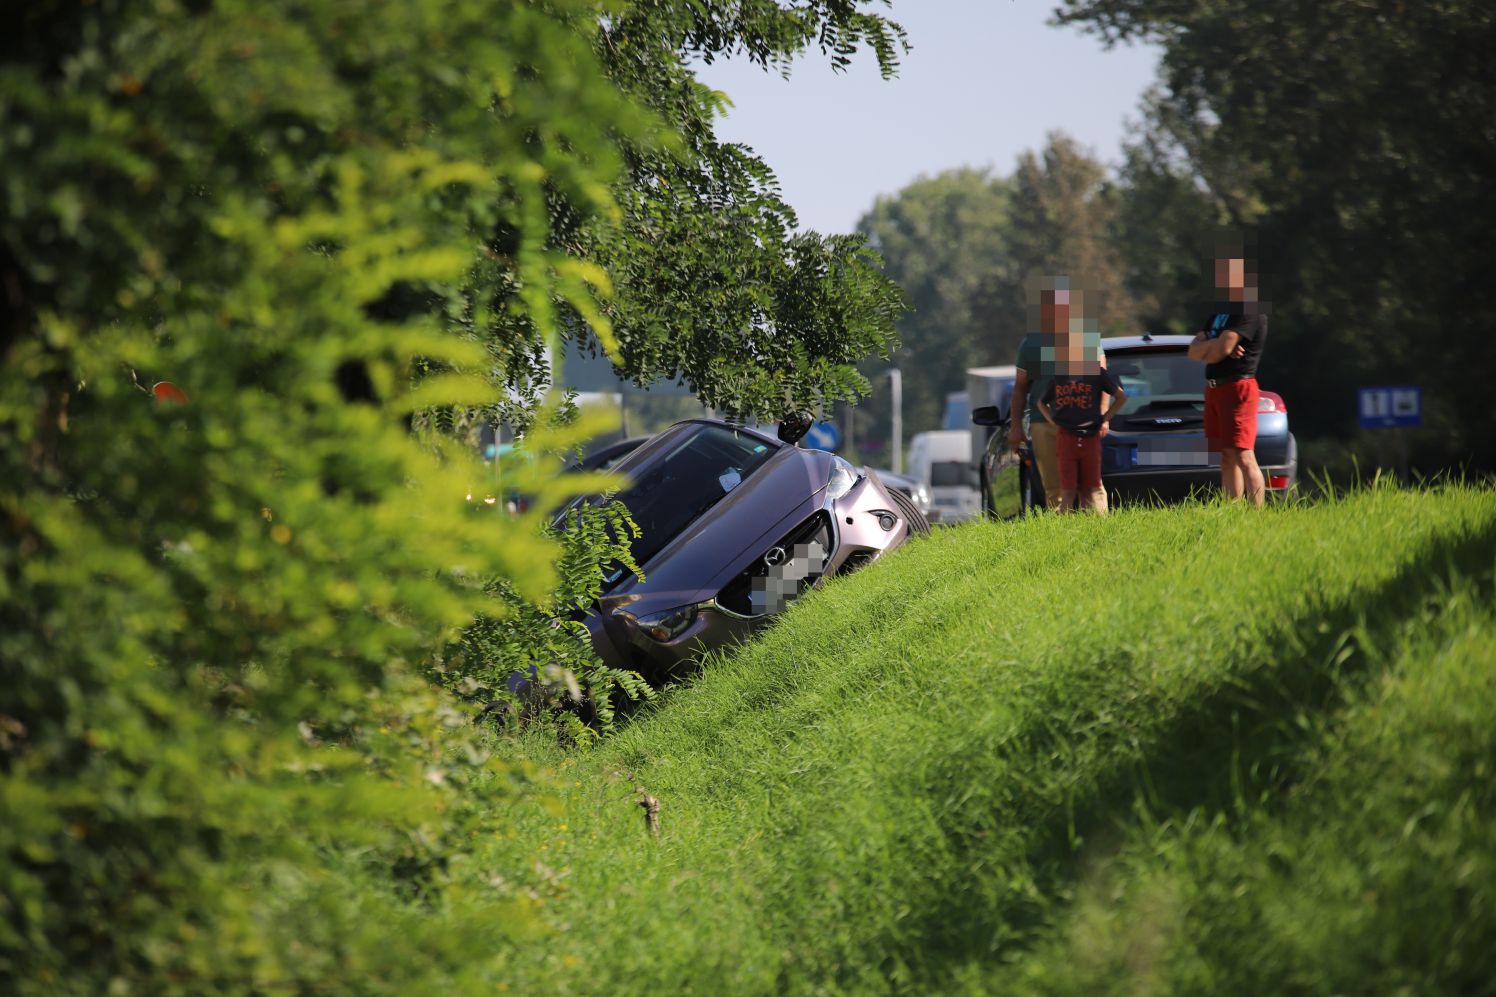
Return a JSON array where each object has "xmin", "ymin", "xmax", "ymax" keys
[{"xmin": 864, "ymin": 509, "xmax": 1496, "ymax": 989}]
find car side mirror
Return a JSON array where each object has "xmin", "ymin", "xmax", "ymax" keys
[
  {"xmin": 970, "ymin": 405, "xmax": 1003, "ymax": 427},
  {"xmin": 777, "ymin": 410, "xmax": 813, "ymax": 445}
]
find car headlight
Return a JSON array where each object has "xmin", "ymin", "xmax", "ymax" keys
[
  {"xmin": 633, "ymin": 606, "xmax": 698, "ymax": 643},
  {"xmin": 825, "ymin": 455, "xmax": 863, "ymax": 501}
]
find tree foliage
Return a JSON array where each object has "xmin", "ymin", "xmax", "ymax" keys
[
  {"xmin": 857, "ymin": 167, "xmax": 1013, "ymax": 446},
  {"xmin": 856, "ymin": 135, "xmax": 1133, "ymax": 448},
  {"xmin": 1056, "ymin": 0, "xmax": 1496, "ymax": 468},
  {"xmin": 1107, "ymin": 92, "xmax": 1223, "ymax": 335},
  {"xmin": 573, "ymin": 1, "xmax": 909, "ymax": 421},
  {"xmin": 442, "ymin": 493, "xmax": 654, "ymax": 746},
  {"xmin": 991, "ymin": 132, "xmax": 1135, "ymax": 341},
  {"xmin": 0, "ymin": 0, "xmax": 908, "ymax": 989}
]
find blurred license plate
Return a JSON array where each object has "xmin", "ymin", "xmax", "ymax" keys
[
  {"xmin": 1136, "ymin": 449, "xmax": 1218, "ymax": 468},
  {"xmin": 751, "ymin": 540, "xmax": 829, "ymax": 615}
]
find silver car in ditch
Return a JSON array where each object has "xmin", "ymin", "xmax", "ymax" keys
[{"xmin": 565, "ymin": 419, "xmax": 923, "ymax": 681}]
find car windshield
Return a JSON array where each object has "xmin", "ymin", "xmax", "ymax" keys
[
  {"xmin": 598, "ymin": 424, "xmax": 777, "ymax": 587},
  {"xmin": 1105, "ymin": 349, "xmax": 1205, "ymax": 416},
  {"xmin": 929, "ymin": 460, "xmax": 969, "ymax": 487}
]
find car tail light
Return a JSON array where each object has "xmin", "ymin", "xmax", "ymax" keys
[
  {"xmin": 1268, "ymin": 474, "xmax": 1291, "ymax": 490},
  {"xmin": 1258, "ymin": 392, "xmax": 1287, "ymax": 414}
]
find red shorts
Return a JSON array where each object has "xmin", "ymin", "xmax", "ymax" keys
[
  {"xmin": 1205, "ymin": 378, "xmax": 1259, "ymax": 451},
  {"xmin": 1056, "ymin": 429, "xmax": 1102, "ymax": 491}
]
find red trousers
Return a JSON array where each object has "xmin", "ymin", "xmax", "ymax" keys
[{"xmin": 1056, "ymin": 429, "xmax": 1102, "ymax": 491}]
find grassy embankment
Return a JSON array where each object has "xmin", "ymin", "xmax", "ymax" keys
[{"xmin": 485, "ymin": 485, "xmax": 1496, "ymax": 994}]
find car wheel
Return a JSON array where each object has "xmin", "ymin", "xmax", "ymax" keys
[{"xmin": 889, "ymin": 485, "xmax": 932, "ymax": 537}]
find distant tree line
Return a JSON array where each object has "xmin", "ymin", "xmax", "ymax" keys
[
  {"xmin": 855, "ymin": 134, "xmax": 1130, "ymax": 452},
  {"xmin": 857, "ymin": 0, "xmax": 1496, "ymax": 475}
]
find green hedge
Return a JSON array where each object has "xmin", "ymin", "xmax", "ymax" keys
[{"xmin": 2, "ymin": 2, "xmax": 644, "ymax": 990}]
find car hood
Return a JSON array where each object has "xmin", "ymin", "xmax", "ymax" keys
[{"xmin": 599, "ymin": 446, "xmax": 833, "ymax": 615}]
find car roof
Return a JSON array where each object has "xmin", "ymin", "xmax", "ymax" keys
[
  {"xmin": 666, "ymin": 418, "xmax": 784, "ymax": 448},
  {"xmin": 1102, "ymin": 333, "xmax": 1195, "ymax": 350}
]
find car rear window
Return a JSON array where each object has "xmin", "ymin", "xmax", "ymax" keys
[
  {"xmin": 1105, "ymin": 349, "xmax": 1205, "ymax": 416},
  {"xmin": 599, "ymin": 424, "xmax": 777, "ymax": 585},
  {"xmin": 929, "ymin": 461, "xmax": 970, "ymax": 487}
]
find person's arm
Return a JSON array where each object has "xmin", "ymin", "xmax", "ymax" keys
[
  {"xmin": 1098, "ymin": 387, "xmax": 1127, "ymax": 438},
  {"xmin": 1187, "ymin": 330, "xmax": 1210, "ymax": 361},
  {"xmin": 1189, "ymin": 328, "xmax": 1242, "ymax": 364},
  {"xmin": 1007, "ymin": 370, "xmax": 1031, "ymax": 449}
]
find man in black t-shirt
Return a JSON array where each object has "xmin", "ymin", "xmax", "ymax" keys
[
  {"xmin": 1188, "ymin": 256, "xmax": 1269, "ymax": 505},
  {"xmin": 1037, "ymin": 339, "xmax": 1127, "ymax": 514}
]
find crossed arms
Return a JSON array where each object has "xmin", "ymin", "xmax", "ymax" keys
[{"xmin": 1188, "ymin": 329, "xmax": 1246, "ymax": 363}]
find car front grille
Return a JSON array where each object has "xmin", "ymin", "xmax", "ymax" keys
[{"xmin": 716, "ymin": 512, "xmax": 834, "ymax": 618}]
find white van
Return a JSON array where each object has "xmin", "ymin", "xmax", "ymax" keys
[{"xmin": 907, "ymin": 430, "xmax": 980, "ymax": 523}]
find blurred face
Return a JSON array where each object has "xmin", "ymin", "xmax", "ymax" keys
[
  {"xmin": 1215, "ymin": 257, "xmax": 1247, "ymax": 300},
  {"xmin": 1061, "ymin": 332, "xmax": 1099, "ymax": 374},
  {"xmin": 1062, "ymin": 332, "xmax": 1082, "ymax": 365},
  {"xmin": 1040, "ymin": 289, "xmax": 1070, "ymax": 335}
]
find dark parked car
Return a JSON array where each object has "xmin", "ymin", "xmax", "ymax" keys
[
  {"xmin": 567, "ymin": 435, "xmax": 651, "ymax": 474},
  {"xmin": 972, "ymin": 333, "xmax": 1298, "ymax": 516},
  {"xmin": 561, "ymin": 419, "xmax": 926, "ymax": 680},
  {"xmin": 865, "ymin": 466, "xmax": 934, "ymax": 521}
]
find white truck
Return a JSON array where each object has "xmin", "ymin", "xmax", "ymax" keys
[{"xmin": 907, "ymin": 429, "xmax": 980, "ymax": 524}]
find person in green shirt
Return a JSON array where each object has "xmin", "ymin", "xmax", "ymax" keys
[{"xmin": 1007, "ymin": 276, "xmax": 1109, "ymax": 512}]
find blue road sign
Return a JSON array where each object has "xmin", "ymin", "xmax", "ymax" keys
[
  {"xmin": 1358, "ymin": 386, "xmax": 1422, "ymax": 429},
  {"xmin": 802, "ymin": 420, "xmax": 842, "ymax": 452}
]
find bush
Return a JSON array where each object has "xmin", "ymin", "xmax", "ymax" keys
[
  {"xmin": 441, "ymin": 478, "xmax": 655, "ymax": 744},
  {"xmin": 1, "ymin": 1, "xmax": 649, "ymax": 990}
]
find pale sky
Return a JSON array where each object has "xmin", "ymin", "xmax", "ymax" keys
[{"xmin": 693, "ymin": 1, "xmax": 1161, "ymax": 235}]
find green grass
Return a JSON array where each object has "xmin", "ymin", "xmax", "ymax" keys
[
  {"xmin": 482, "ymin": 485, "xmax": 1496, "ymax": 994},
  {"xmin": 994, "ymin": 579, "xmax": 1496, "ymax": 995}
]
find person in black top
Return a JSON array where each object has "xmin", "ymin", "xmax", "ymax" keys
[
  {"xmin": 1037, "ymin": 336, "xmax": 1127, "ymax": 514},
  {"xmin": 1188, "ymin": 256, "xmax": 1270, "ymax": 505}
]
